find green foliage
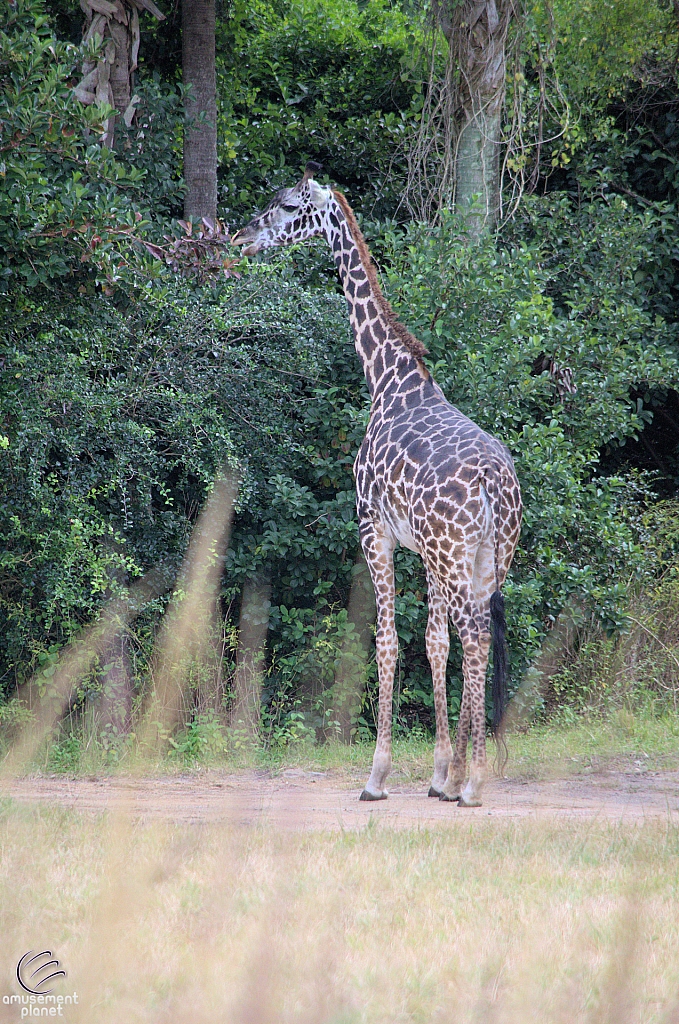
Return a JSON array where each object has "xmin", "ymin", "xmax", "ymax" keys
[
  {"xmin": 548, "ymin": 0, "xmax": 675, "ymax": 107},
  {"xmin": 3, "ymin": 0, "xmax": 679, "ymax": 745},
  {"xmin": 5, "ymin": 192, "xmax": 677, "ymax": 735},
  {"xmin": 524, "ymin": 0, "xmax": 679, "ymax": 239},
  {"xmin": 543, "ymin": 501, "xmax": 679, "ymax": 718},
  {"xmin": 0, "ymin": 265, "xmax": 355, "ymax": 688},
  {"xmin": 168, "ymin": 710, "xmax": 228, "ymax": 759},
  {"xmin": 0, "ymin": 698, "xmax": 34, "ymax": 756},
  {"xmin": 0, "ymin": 0, "xmax": 183, "ymax": 294},
  {"xmin": 547, "ymin": 574, "xmax": 679, "ymax": 718},
  {"xmin": 216, "ymin": 0, "xmax": 424, "ymax": 220}
]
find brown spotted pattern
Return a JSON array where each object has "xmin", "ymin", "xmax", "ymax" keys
[{"xmin": 232, "ymin": 169, "xmax": 522, "ymax": 807}]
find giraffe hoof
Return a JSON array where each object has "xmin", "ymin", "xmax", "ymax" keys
[
  {"xmin": 428, "ymin": 786, "xmax": 443, "ymax": 798},
  {"xmin": 457, "ymin": 796, "xmax": 482, "ymax": 808},
  {"xmin": 438, "ymin": 793, "xmax": 460, "ymax": 803},
  {"xmin": 359, "ymin": 789, "xmax": 387, "ymax": 802}
]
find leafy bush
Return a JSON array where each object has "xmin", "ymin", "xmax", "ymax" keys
[
  {"xmin": 379, "ymin": 195, "xmax": 678, "ymax": 690},
  {"xmin": 0, "ymin": 265, "xmax": 357, "ymax": 686},
  {"xmin": 545, "ymin": 575, "xmax": 679, "ymax": 718},
  {"xmin": 4, "ymin": 0, "xmax": 679, "ymax": 749},
  {"xmin": 4, "ymin": 192, "xmax": 678, "ymax": 741},
  {"xmin": 216, "ymin": 0, "xmax": 424, "ymax": 220},
  {"xmin": 0, "ymin": 0, "xmax": 183, "ymax": 295}
]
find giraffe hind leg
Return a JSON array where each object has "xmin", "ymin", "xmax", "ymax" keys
[
  {"xmin": 435, "ymin": 579, "xmax": 491, "ymax": 806},
  {"xmin": 425, "ymin": 577, "xmax": 453, "ymax": 797},
  {"xmin": 439, "ymin": 680, "xmax": 470, "ymax": 802},
  {"xmin": 457, "ymin": 630, "xmax": 491, "ymax": 807},
  {"xmin": 455, "ymin": 535, "xmax": 499, "ymax": 806}
]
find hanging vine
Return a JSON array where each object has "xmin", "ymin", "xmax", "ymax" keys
[{"xmin": 399, "ymin": 0, "xmax": 571, "ymax": 226}]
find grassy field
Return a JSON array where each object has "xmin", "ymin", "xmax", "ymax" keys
[
  {"xmin": 252, "ymin": 712, "xmax": 679, "ymax": 783},
  {"xmin": 21, "ymin": 709, "xmax": 679, "ymax": 785},
  {"xmin": 1, "ymin": 714, "xmax": 679, "ymax": 1023},
  {"xmin": 0, "ymin": 801, "xmax": 678, "ymax": 1023}
]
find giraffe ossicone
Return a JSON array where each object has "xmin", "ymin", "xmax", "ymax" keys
[{"xmin": 232, "ymin": 165, "xmax": 522, "ymax": 807}]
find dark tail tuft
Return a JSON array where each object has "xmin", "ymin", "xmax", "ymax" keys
[{"xmin": 490, "ymin": 589, "xmax": 509, "ymax": 754}]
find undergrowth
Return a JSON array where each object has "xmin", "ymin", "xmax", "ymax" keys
[{"xmin": 3, "ymin": 539, "xmax": 679, "ymax": 777}]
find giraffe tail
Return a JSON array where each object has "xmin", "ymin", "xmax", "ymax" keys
[
  {"xmin": 489, "ymin": 589, "xmax": 508, "ymax": 738},
  {"xmin": 485, "ymin": 466, "xmax": 510, "ymax": 765}
]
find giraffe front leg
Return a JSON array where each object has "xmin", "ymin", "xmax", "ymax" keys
[
  {"xmin": 359, "ymin": 522, "xmax": 396, "ymax": 801},
  {"xmin": 458, "ymin": 631, "xmax": 491, "ymax": 807},
  {"xmin": 425, "ymin": 580, "xmax": 453, "ymax": 797}
]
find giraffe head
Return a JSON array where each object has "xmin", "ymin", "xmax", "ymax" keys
[{"xmin": 231, "ymin": 163, "xmax": 332, "ymax": 256}]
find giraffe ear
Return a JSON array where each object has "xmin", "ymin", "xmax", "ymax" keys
[{"xmin": 308, "ymin": 178, "xmax": 332, "ymax": 209}]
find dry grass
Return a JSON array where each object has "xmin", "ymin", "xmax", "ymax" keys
[
  {"xmin": 3, "ymin": 488, "xmax": 679, "ymax": 1022},
  {"xmin": 1, "ymin": 798, "xmax": 679, "ymax": 1024}
]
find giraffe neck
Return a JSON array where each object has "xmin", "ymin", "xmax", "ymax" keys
[{"xmin": 322, "ymin": 195, "xmax": 429, "ymax": 399}]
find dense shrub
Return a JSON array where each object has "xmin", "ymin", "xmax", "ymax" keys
[
  {"xmin": 0, "ymin": 268, "xmax": 355, "ymax": 680},
  {"xmin": 4, "ymin": 195, "xmax": 678, "ymax": 737},
  {"xmin": 3, "ymin": 0, "xmax": 679, "ymax": 748},
  {"xmin": 367, "ymin": 195, "xmax": 677, "ymax": 718},
  {"xmin": 0, "ymin": 0, "xmax": 183, "ymax": 294},
  {"xmin": 215, "ymin": 0, "xmax": 424, "ymax": 221}
]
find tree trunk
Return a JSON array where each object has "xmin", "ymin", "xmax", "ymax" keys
[
  {"xmin": 107, "ymin": 18, "xmax": 131, "ymax": 148},
  {"xmin": 231, "ymin": 578, "xmax": 271, "ymax": 740},
  {"xmin": 455, "ymin": 108, "xmax": 502, "ymax": 226},
  {"xmin": 182, "ymin": 0, "xmax": 218, "ymax": 223},
  {"xmin": 439, "ymin": 0, "xmax": 514, "ymax": 235},
  {"xmin": 74, "ymin": 0, "xmax": 164, "ymax": 151},
  {"xmin": 99, "ymin": 631, "xmax": 134, "ymax": 743}
]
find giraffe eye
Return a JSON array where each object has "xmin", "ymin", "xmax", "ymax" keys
[{"xmin": 282, "ymin": 204, "xmax": 297, "ymax": 213}]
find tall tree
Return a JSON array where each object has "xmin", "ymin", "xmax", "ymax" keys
[
  {"xmin": 74, "ymin": 0, "xmax": 165, "ymax": 149},
  {"xmin": 438, "ymin": 0, "xmax": 516, "ymax": 232},
  {"xmin": 182, "ymin": 0, "xmax": 218, "ymax": 222},
  {"xmin": 404, "ymin": 0, "xmax": 517, "ymax": 231}
]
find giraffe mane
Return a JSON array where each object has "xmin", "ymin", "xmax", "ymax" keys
[{"xmin": 332, "ymin": 190, "xmax": 429, "ymax": 363}]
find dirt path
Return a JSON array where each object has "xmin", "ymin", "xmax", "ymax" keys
[{"xmin": 3, "ymin": 766, "xmax": 679, "ymax": 829}]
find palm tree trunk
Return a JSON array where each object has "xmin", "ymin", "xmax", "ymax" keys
[
  {"xmin": 182, "ymin": 0, "xmax": 218, "ymax": 222},
  {"xmin": 75, "ymin": 0, "xmax": 164, "ymax": 150}
]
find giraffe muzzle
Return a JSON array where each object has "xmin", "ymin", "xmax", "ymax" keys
[{"xmin": 230, "ymin": 228, "xmax": 261, "ymax": 256}]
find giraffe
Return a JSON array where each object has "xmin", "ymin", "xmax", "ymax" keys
[{"xmin": 232, "ymin": 164, "xmax": 522, "ymax": 807}]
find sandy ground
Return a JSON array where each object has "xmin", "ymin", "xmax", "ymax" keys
[{"xmin": 3, "ymin": 764, "xmax": 679, "ymax": 829}]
